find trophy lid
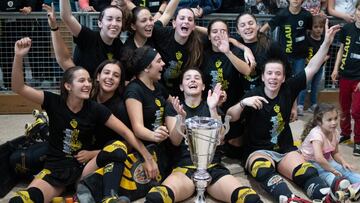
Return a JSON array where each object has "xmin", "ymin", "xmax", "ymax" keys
[{"xmin": 184, "ymin": 116, "xmax": 222, "ymax": 130}]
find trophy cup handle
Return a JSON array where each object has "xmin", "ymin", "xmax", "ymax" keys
[
  {"xmin": 175, "ymin": 115, "xmax": 186, "ymax": 138},
  {"xmin": 222, "ymin": 115, "xmax": 231, "ymax": 138}
]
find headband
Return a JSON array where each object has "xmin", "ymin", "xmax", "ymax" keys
[{"xmin": 134, "ymin": 48, "xmax": 158, "ymax": 73}]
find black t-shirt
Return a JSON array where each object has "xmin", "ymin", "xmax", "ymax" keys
[
  {"xmin": 201, "ymin": 45, "xmax": 244, "ymax": 111},
  {"xmin": 152, "ymin": 21, "xmax": 189, "ymax": 96},
  {"xmin": 306, "ymin": 33, "xmax": 324, "ymax": 65},
  {"xmin": 132, "ymin": 0, "xmax": 165, "ymax": 12},
  {"xmin": 89, "ymin": 0, "xmax": 110, "ymax": 11},
  {"xmin": 124, "ymin": 79, "xmax": 169, "ymax": 145},
  {"xmin": 94, "ymin": 94, "xmax": 131, "ymax": 148},
  {"xmin": 268, "ymin": 8, "xmax": 312, "ymax": 59},
  {"xmin": 233, "ymin": 36, "xmax": 290, "ymax": 95},
  {"xmin": 73, "ymin": 26, "xmax": 123, "ymax": 77},
  {"xmin": 165, "ymin": 100, "xmax": 223, "ymax": 166},
  {"xmin": 42, "ymin": 91, "xmax": 111, "ymax": 167},
  {"xmin": 338, "ymin": 23, "xmax": 360, "ymax": 80},
  {"xmin": 0, "ymin": 0, "xmax": 28, "ymax": 11},
  {"xmin": 122, "ymin": 36, "xmax": 156, "ymax": 81},
  {"xmin": 240, "ymin": 70, "xmax": 306, "ymax": 160}
]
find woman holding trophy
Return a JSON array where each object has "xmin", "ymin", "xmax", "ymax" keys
[
  {"xmin": 145, "ymin": 68, "xmax": 263, "ymax": 203},
  {"xmin": 227, "ymin": 20, "xmax": 341, "ymax": 202}
]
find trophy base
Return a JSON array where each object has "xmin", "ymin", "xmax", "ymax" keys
[{"xmin": 193, "ymin": 170, "xmax": 212, "ymax": 203}]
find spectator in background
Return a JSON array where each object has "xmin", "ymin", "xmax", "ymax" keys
[
  {"xmin": 298, "ymin": 15, "xmax": 328, "ymax": 114},
  {"xmin": 44, "ymin": 0, "xmax": 76, "ymax": 11},
  {"xmin": 217, "ymin": 0, "xmax": 243, "ymax": 13},
  {"xmin": 177, "ymin": 0, "xmax": 222, "ymax": 17},
  {"xmin": 331, "ymin": 0, "xmax": 360, "ymax": 156},
  {"xmin": 328, "ymin": 0, "xmax": 356, "ymax": 23},
  {"xmin": 302, "ymin": 0, "xmax": 327, "ymax": 16}
]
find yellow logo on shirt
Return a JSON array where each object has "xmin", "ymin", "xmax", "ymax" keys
[
  {"xmin": 155, "ymin": 98, "xmax": 162, "ymax": 107},
  {"xmin": 70, "ymin": 119, "xmax": 78, "ymax": 129}
]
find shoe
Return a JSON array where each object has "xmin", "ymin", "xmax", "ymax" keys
[
  {"xmin": 353, "ymin": 143, "xmax": 360, "ymax": 156},
  {"xmin": 327, "ymin": 177, "xmax": 351, "ymax": 202},
  {"xmin": 339, "ymin": 135, "xmax": 351, "ymax": 144},
  {"xmin": 297, "ymin": 105, "xmax": 304, "ymax": 116},
  {"xmin": 102, "ymin": 196, "xmax": 130, "ymax": 203},
  {"xmin": 307, "ymin": 104, "xmax": 317, "ymax": 113}
]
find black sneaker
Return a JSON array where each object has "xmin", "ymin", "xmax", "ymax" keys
[
  {"xmin": 339, "ymin": 135, "xmax": 351, "ymax": 144},
  {"xmin": 353, "ymin": 143, "xmax": 360, "ymax": 156}
]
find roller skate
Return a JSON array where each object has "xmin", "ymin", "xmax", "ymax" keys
[
  {"xmin": 344, "ymin": 182, "xmax": 360, "ymax": 202},
  {"xmin": 323, "ymin": 177, "xmax": 351, "ymax": 203},
  {"xmin": 24, "ymin": 109, "xmax": 49, "ymax": 142},
  {"xmin": 279, "ymin": 194, "xmax": 312, "ymax": 203}
]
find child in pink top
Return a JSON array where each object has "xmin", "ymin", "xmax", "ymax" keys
[{"xmin": 299, "ymin": 103, "xmax": 360, "ymax": 191}]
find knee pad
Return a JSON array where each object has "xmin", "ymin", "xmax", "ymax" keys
[
  {"xmin": 292, "ymin": 162, "xmax": 328, "ymax": 199},
  {"xmin": 9, "ymin": 187, "xmax": 44, "ymax": 203},
  {"xmin": 145, "ymin": 185, "xmax": 174, "ymax": 203},
  {"xmin": 96, "ymin": 140, "xmax": 127, "ymax": 167},
  {"xmin": 250, "ymin": 158, "xmax": 292, "ymax": 199},
  {"xmin": 231, "ymin": 186, "xmax": 263, "ymax": 203}
]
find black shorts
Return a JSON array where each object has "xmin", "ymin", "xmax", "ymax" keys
[
  {"xmin": 172, "ymin": 164, "xmax": 230, "ymax": 185},
  {"xmin": 35, "ymin": 165, "xmax": 84, "ymax": 187}
]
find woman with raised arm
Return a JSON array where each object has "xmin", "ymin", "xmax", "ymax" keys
[
  {"xmin": 9, "ymin": 38, "xmax": 157, "ymax": 203},
  {"xmin": 60, "ymin": 0, "xmax": 123, "ymax": 76},
  {"xmin": 227, "ymin": 20, "xmax": 341, "ymax": 203},
  {"xmin": 151, "ymin": 7, "xmax": 203, "ymax": 96},
  {"xmin": 145, "ymin": 68, "xmax": 263, "ymax": 203}
]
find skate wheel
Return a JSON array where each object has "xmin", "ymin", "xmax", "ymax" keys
[
  {"xmin": 348, "ymin": 186, "xmax": 356, "ymax": 199},
  {"xmin": 335, "ymin": 191, "xmax": 345, "ymax": 201},
  {"xmin": 32, "ymin": 109, "xmax": 39, "ymax": 117}
]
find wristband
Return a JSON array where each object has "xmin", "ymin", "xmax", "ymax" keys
[{"xmin": 50, "ymin": 27, "xmax": 59, "ymax": 31}]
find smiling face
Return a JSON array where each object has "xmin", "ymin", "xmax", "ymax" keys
[
  {"xmin": 318, "ymin": 110, "xmax": 338, "ymax": 136},
  {"xmin": 97, "ymin": 63, "xmax": 121, "ymax": 94},
  {"xmin": 262, "ymin": 62, "xmax": 285, "ymax": 95},
  {"xmin": 209, "ymin": 21, "xmax": 228, "ymax": 50},
  {"xmin": 132, "ymin": 8, "xmax": 154, "ymax": 39},
  {"xmin": 237, "ymin": 14, "xmax": 258, "ymax": 43},
  {"xmin": 147, "ymin": 53, "xmax": 165, "ymax": 81},
  {"xmin": 98, "ymin": 7, "xmax": 123, "ymax": 39},
  {"xmin": 65, "ymin": 69, "xmax": 92, "ymax": 100},
  {"xmin": 180, "ymin": 69, "xmax": 205, "ymax": 96},
  {"xmin": 173, "ymin": 8, "xmax": 196, "ymax": 39}
]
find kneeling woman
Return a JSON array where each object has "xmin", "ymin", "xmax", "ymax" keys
[
  {"xmin": 9, "ymin": 38, "xmax": 157, "ymax": 203},
  {"xmin": 145, "ymin": 68, "xmax": 263, "ymax": 203}
]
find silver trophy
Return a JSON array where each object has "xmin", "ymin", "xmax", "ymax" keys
[{"xmin": 176, "ymin": 115, "xmax": 230, "ymax": 203}]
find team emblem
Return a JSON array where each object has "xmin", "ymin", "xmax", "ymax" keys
[
  {"xmin": 70, "ymin": 119, "xmax": 78, "ymax": 129},
  {"xmin": 298, "ymin": 20, "xmax": 304, "ymax": 27}
]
